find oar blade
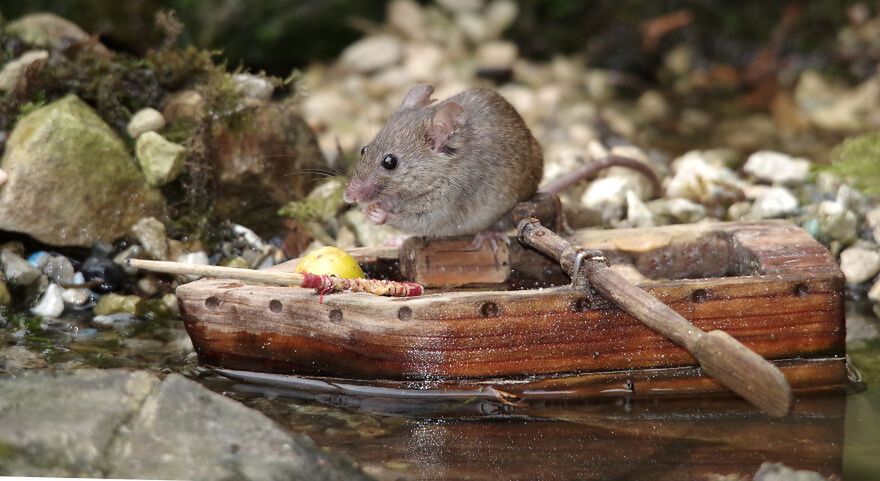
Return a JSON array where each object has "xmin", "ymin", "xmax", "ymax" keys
[{"xmin": 694, "ymin": 330, "xmax": 792, "ymax": 417}]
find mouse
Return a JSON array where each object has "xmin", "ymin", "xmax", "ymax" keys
[{"xmin": 343, "ymin": 84, "xmax": 658, "ymax": 242}]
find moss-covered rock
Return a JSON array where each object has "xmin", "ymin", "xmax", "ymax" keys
[
  {"xmin": 0, "ymin": 95, "xmax": 165, "ymax": 247},
  {"xmin": 135, "ymin": 132, "xmax": 186, "ymax": 187}
]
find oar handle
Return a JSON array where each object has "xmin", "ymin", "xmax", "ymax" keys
[
  {"xmin": 128, "ymin": 259, "xmax": 305, "ymax": 286},
  {"xmin": 517, "ymin": 218, "xmax": 792, "ymax": 417}
]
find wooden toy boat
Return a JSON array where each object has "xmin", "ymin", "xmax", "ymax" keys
[{"xmin": 176, "ymin": 214, "xmax": 851, "ymax": 402}]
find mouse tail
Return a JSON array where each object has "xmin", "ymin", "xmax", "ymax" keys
[{"xmin": 538, "ymin": 154, "xmax": 661, "ymax": 197}]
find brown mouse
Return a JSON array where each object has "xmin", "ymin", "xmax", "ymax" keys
[{"xmin": 343, "ymin": 84, "xmax": 658, "ymax": 240}]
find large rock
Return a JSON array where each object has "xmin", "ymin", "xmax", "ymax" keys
[
  {"xmin": 0, "ymin": 369, "xmax": 372, "ymax": 481},
  {"xmin": 210, "ymin": 101, "xmax": 325, "ymax": 235},
  {"xmin": 6, "ymin": 13, "xmax": 109, "ymax": 54},
  {"xmin": 0, "ymin": 95, "xmax": 165, "ymax": 247}
]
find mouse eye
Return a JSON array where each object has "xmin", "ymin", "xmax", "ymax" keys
[
  {"xmin": 360, "ymin": 145, "xmax": 367, "ymax": 156},
  {"xmin": 381, "ymin": 154, "xmax": 398, "ymax": 170}
]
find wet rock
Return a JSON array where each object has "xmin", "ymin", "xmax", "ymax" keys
[
  {"xmin": 130, "ymin": 216, "xmax": 170, "ymax": 261},
  {"xmin": 62, "ymin": 273, "xmax": 90, "ymax": 306},
  {"xmin": 135, "ymin": 132, "xmax": 186, "ymax": 187},
  {"xmin": 232, "ymin": 73, "xmax": 275, "ymax": 101},
  {"xmin": 340, "ymin": 35, "xmax": 404, "ymax": 73},
  {"xmin": 0, "ymin": 95, "xmax": 165, "ymax": 247},
  {"xmin": 0, "ymin": 50, "xmax": 48, "ymax": 92},
  {"xmin": 1, "ymin": 250, "xmax": 42, "ymax": 287},
  {"xmin": 2, "ymin": 346, "xmax": 48, "ymax": 372},
  {"xmin": 6, "ymin": 13, "xmax": 109, "ymax": 53},
  {"xmin": 92, "ymin": 312, "xmax": 137, "ymax": 328},
  {"xmin": 93, "ymin": 293, "xmax": 144, "ymax": 316},
  {"xmin": 743, "ymin": 150, "xmax": 812, "ymax": 185},
  {"xmin": 752, "ymin": 462, "xmax": 829, "ymax": 481},
  {"xmin": 42, "ymin": 255, "xmax": 75, "ymax": 284},
  {"xmin": 847, "ymin": 304, "xmax": 880, "ymax": 344},
  {"xmin": 81, "ymin": 256, "xmax": 127, "ymax": 293},
  {"xmin": 126, "ymin": 108, "xmax": 166, "ymax": 139},
  {"xmin": 839, "ymin": 243, "xmax": 880, "ymax": 284},
  {"xmin": 209, "ymin": 101, "xmax": 325, "ymax": 235},
  {"xmin": 30, "ymin": 283, "xmax": 64, "ymax": 318},
  {"xmin": 27, "ymin": 251, "xmax": 48, "ymax": 268},
  {"xmin": 748, "ymin": 187, "xmax": 799, "ymax": 219}
]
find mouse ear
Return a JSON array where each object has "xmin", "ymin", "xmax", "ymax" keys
[
  {"xmin": 427, "ymin": 102, "xmax": 465, "ymax": 152},
  {"xmin": 400, "ymin": 84, "xmax": 435, "ymax": 110}
]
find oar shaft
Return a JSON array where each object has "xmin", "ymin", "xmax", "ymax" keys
[{"xmin": 128, "ymin": 259, "xmax": 304, "ymax": 286}]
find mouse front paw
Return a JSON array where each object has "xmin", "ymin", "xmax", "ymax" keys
[
  {"xmin": 364, "ymin": 203, "xmax": 389, "ymax": 225},
  {"xmin": 470, "ymin": 230, "xmax": 511, "ymax": 252}
]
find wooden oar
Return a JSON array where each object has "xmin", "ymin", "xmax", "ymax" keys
[
  {"xmin": 517, "ymin": 218, "xmax": 793, "ymax": 417},
  {"xmin": 127, "ymin": 259, "xmax": 424, "ymax": 297}
]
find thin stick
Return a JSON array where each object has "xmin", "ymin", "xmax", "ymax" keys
[
  {"xmin": 517, "ymin": 218, "xmax": 793, "ymax": 417},
  {"xmin": 128, "ymin": 259, "xmax": 423, "ymax": 297}
]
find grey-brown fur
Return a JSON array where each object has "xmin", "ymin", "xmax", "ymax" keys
[{"xmin": 345, "ymin": 84, "xmax": 543, "ymax": 237}]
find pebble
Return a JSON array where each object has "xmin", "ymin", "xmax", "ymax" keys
[
  {"xmin": 339, "ymin": 35, "xmax": 403, "ymax": 74},
  {"xmin": 648, "ymin": 197, "xmax": 707, "ymax": 223},
  {"xmin": 476, "ymin": 41, "xmax": 518, "ymax": 71},
  {"xmin": 743, "ymin": 150, "xmax": 812, "ymax": 185},
  {"xmin": 232, "ymin": 224, "xmax": 265, "ymax": 250},
  {"xmin": 232, "ymin": 73, "xmax": 275, "ymax": 101},
  {"xmin": 839, "ymin": 244, "xmax": 880, "ymax": 284},
  {"xmin": 0, "ymin": 168, "xmax": 6, "ymax": 186},
  {"xmin": 625, "ymin": 191, "xmax": 655, "ymax": 227},
  {"xmin": 484, "ymin": 0, "xmax": 519, "ymax": 38},
  {"xmin": 81, "ymin": 256, "xmax": 127, "ymax": 293},
  {"xmin": 665, "ymin": 151, "xmax": 744, "ymax": 204},
  {"xmin": 135, "ymin": 132, "xmax": 187, "ymax": 187},
  {"xmin": 817, "ymin": 200, "xmax": 858, "ymax": 244},
  {"xmin": 0, "ymin": 50, "xmax": 48, "ymax": 92},
  {"xmin": 727, "ymin": 201, "xmax": 753, "ymax": 220},
  {"xmin": 126, "ymin": 108, "xmax": 166, "ymax": 138},
  {"xmin": 162, "ymin": 293, "xmax": 180, "ymax": 316},
  {"xmin": 42, "ymin": 255, "xmax": 75, "ymax": 284},
  {"xmin": 579, "ymin": 176, "xmax": 635, "ymax": 223},
  {"xmin": 62, "ymin": 272, "xmax": 90, "ymax": 306},
  {"xmin": 94, "ymin": 293, "xmax": 144, "ymax": 316},
  {"xmin": 748, "ymin": 187, "xmax": 799, "ymax": 219},
  {"xmin": 31, "ymin": 283, "xmax": 65, "ymax": 318},
  {"xmin": 388, "ymin": 0, "xmax": 427, "ymax": 40},
  {"xmin": 92, "ymin": 312, "xmax": 137, "ymax": 328},
  {"xmin": 176, "ymin": 251, "xmax": 210, "ymax": 281},
  {"xmin": 27, "ymin": 251, "xmax": 48, "ymax": 268},
  {"xmin": 2, "ymin": 346, "xmax": 48, "ymax": 371},
  {"xmin": 136, "ymin": 275, "xmax": 161, "ymax": 296},
  {"xmin": 1, "ymin": 249, "xmax": 42, "ymax": 287},
  {"xmin": 131, "ymin": 217, "xmax": 170, "ymax": 260}
]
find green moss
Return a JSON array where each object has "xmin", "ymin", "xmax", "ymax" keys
[
  {"xmin": 0, "ymin": 305, "xmax": 43, "ymax": 331},
  {"xmin": 828, "ymin": 133, "xmax": 880, "ymax": 195},
  {"xmin": 278, "ymin": 177, "xmax": 347, "ymax": 223}
]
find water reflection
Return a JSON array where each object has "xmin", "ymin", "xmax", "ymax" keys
[{"xmin": 216, "ymin": 372, "xmax": 849, "ymax": 481}]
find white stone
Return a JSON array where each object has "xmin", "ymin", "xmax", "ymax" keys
[
  {"xmin": 62, "ymin": 273, "xmax": 90, "ymax": 306},
  {"xmin": 232, "ymin": 224, "xmax": 265, "ymax": 250},
  {"xmin": 232, "ymin": 73, "xmax": 274, "ymax": 101},
  {"xmin": 648, "ymin": 198, "xmax": 706, "ymax": 223},
  {"xmin": 579, "ymin": 176, "xmax": 635, "ymax": 223},
  {"xmin": 388, "ymin": 0, "xmax": 426, "ymax": 40},
  {"xmin": 131, "ymin": 217, "xmax": 169, "ymax": 261},
  {"xmin": 818, "ymin": 201, "xmax": 858, "ymax": 244},
  {"xmin": 485, "ymin": 0, "xmax": 518, "ymax": 38},
  {"xmin": 795, "ymin": 71, "xmax": 880, "ymax": 131},
  {"xmin": 135, "ymin": 132, "xmax": 186, "ymax": 187},
  {"xmin": 748, "ymin": 187, "xmax": 799, "ymax": 219},
  {"xmin": 404, "ymin": 43, "xmax": 445, "ymax": 81},
  {"xmin": 625, "ymin": 191, "xmax": 655, "ymax": 227},
  {"xmin": 176, "ymin": 251, "xmax": 210, "ymax": 281},
  {"xmin": 744, "ymin": 150, "xmax": 812, "ymax": 184},
  {"xmin": 839, "ymin": 245, "xmax": 880, "ymax": 284},
  {"xmin": 476, "ymin": 41, "xmax": 518, "ymax": 71},
  {"xmin": 42, "ymin": 255, "xmax": 75, "ymax": 284},
  {"xmin": 0, "ymin": 50, "xmax": 48, "ymax": 92},
  {"xmin": 31, "ymin": 283, "xmax": 64, "ymax": 318},
  {"xmin": 868, "ymin": 276, "xmax": 880, "ymax": 303},
  {"xmin": 340, "ymin": 35, "xmax": 404, "ymax": 74},
  {"xmin": 1, "ymin": 250, "xmax": 42, "ymax": 286},
  {"xmin": 666, "ymin": 150, "xmax": 745, "ymax": 204},
  {"xmin": 126, "ymin": 108, "xmax": 166, "ymax": 138}
]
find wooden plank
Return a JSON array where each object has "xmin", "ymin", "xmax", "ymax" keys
[{"xmin": 398, "ymin": 237, "xmax": 511, "ymax": 287}]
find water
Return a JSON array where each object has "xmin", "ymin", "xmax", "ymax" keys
[{"xmin": 3, "ymin": 301, "xmax": 878, "ymax": 480}]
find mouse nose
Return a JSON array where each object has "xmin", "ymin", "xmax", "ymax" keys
[{"xmin": 343, "ymin": 180, "xmax": 376, "ymax": 204}]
